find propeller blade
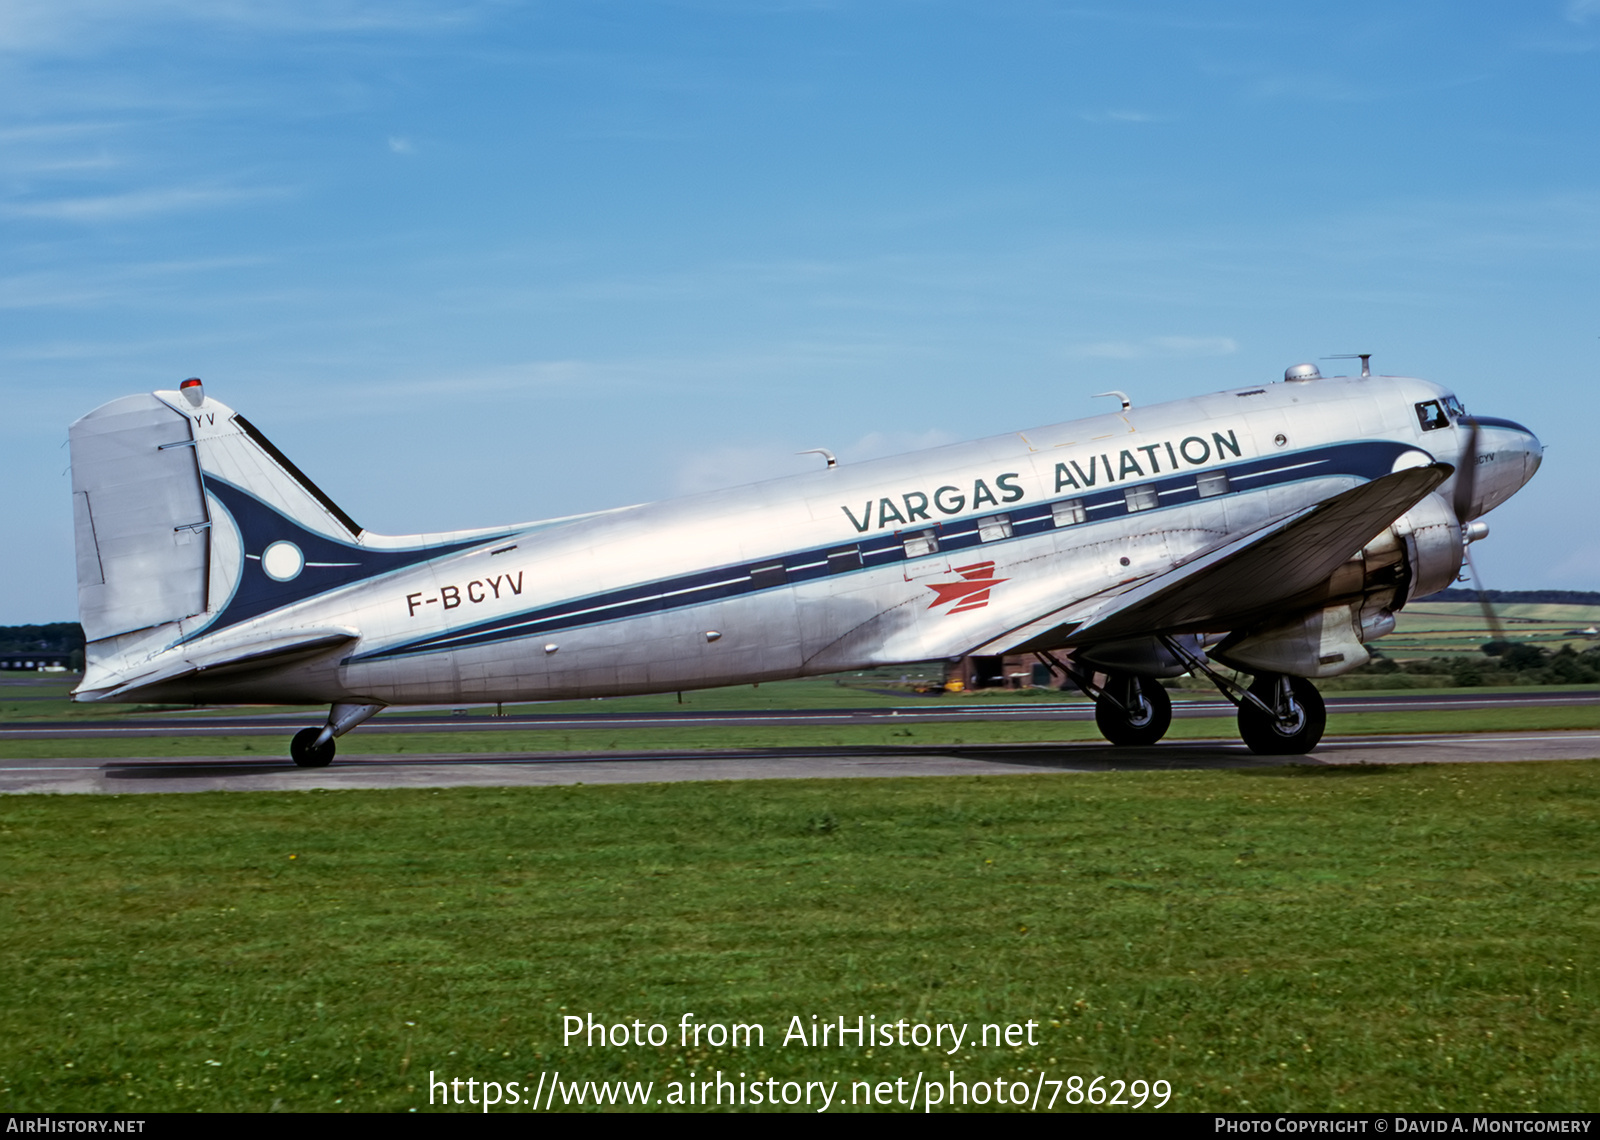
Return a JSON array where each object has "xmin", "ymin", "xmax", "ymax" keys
[
  {"xmin": 1451, "ymin": 415, "xmax": 1507, "ymax": 649},
  {"xmin": 1461, "ymin": 542, "xmax": 1506, "ymax": 647},
  {"xmin": 1453, "ymin": 417, "xmax": 1480, "ymax": 523}
]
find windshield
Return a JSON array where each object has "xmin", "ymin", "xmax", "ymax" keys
[{"xmin": 1414, "ymin": 400, "xmax": 1450, "ymax": 431}]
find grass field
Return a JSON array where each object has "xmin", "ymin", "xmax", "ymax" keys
[
  {"xmin": 2, "ymin": 764, "xmax": 1597, "ymax": 1113},
  {"xmin": 4, "ymin": 672, "xmax": 1597, "ymax": 1114},
  {"xmin": 1378, "ymin": 603, "xmax": 1600, "ymax": 659}
]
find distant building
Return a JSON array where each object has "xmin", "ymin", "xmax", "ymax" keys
[
  {"xmin": 949, "ymin": 654, "xmax": 1067, "ymax": 690},
  {"xmin": 0, "ymin": 653, "xmax": 75, "ymax": 671}
]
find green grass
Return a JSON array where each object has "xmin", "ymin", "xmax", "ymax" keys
[
  {"xmin": 1380, "ymin": 603, "xmax": 1600, "ymax": 659},
  {"xmin": 2, "ymin": 763, "xmax": 1597, "ymax": 1113}
]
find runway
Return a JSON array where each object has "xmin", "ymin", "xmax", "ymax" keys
[
  {"xmin": 2, "ymin": 730, "xmax": 1596, "ymax": 795},
  {"xmin": 2, "ymin": 687, "xmax": 1594, "ymax": 741}
]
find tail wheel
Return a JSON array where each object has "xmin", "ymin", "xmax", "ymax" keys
[
  {"xmin": 290, "ymin": 727, "xmax": 336, "ymax": 768},
  {"xmin": 1094, "ymin": 674, "xmax": 1173, "ymax": 746},
  {"xmin": 1238, "ymin": 674, "xmax": 1326, "ymax": 755}
]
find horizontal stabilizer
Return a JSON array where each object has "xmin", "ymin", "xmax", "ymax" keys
[
  {"xmin": 76, "ymin": 627, "xmax": 359, "ymax": 702},
  {"xmin": 977, "ymin": 462, "xmax": 1452, "ymax": 654}
]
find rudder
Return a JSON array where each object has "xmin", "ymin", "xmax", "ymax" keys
[{"xmin": 70, "ymin": 394, "xmax": 212, "ymax": 641}]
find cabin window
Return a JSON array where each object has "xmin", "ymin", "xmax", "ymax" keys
[
  {"xmin": 1051, "ymin": 499, "xmax": 1086, "ymax": 527},
  {"xmin": 976, "ymin": 513, "xmax": 1012, "ymax": 542},
  {"xmin": 1124, "ymin": 485, "xmax": 1158, "ymax": 512},
  {"xmin": 748, "ymin": 561, "xmax": 787, "ymax": 589},
  {"xmin": 902, "ymin": 529, "xmax": 939, "ymax": 558},
  {"xmin": 1443, "ymin": 394, "xmax": 1466, "ymax": 419},
  {"xmin": 826, "ymin": 545, "xmax": 863, "ymax": 572},
  {"xmin": 1414, "ymin": 400, "xmax": 1449, "ymax": 431},
  {"xmin": 1196, "ymin": 470, "xmax": 1230, "ymax": 498}
]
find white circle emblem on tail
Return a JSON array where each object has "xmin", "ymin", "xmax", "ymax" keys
[{"xmin": 262, "ymin": 541, "xmax": 305, "ymax": 581}]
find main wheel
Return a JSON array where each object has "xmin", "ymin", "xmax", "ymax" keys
[
  {"xmin": 1094, "ymin": 674, "xmax": 1173, "ymax": 746},
  {"xmin": 1237, "ymin": 674, "xmax": 1326, "ymax": 755},
  {"xmin": 290, "ymin": 727, "xmax": 336, "ymax": 768}
]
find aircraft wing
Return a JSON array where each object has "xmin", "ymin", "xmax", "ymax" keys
[{"xmin": 972, "ymin": 462, "xmax": 1453, "ymax": 655}]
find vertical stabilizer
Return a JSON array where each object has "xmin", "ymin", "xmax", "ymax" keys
[{"xmin": 69, "ymin": 384, "xmax": 371, "ymax": 647}]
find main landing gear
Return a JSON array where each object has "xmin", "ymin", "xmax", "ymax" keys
[
  {"xmin": 1093, "ymin": 673, "xmax": 1173, "ymax": 746},
  {"xmin": 1038, "ymin": 641, "xmax": 1328, "ymax": 756},
  {"xmin": 1039, "ymin": 653, "xmax": 1176, "ymax": 747},
  {"xmin": 1236, "ymin": 674, "xmax": 1326, "ymax": 755},
  {"xmin": 289, "ymin": 702, "xmax": 386, "ymax": 768}
]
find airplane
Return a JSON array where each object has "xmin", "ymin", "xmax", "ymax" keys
[{"xmin": 66, "ymin": 359, "xmax": 1542, "ymax": 765}]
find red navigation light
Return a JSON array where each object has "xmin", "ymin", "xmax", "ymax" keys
[{"xmin": 179, "ymin": 377, "xmax": 204, "ymax": 407}]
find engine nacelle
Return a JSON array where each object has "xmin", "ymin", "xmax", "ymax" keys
[
  {"xmin": 1211, "ymin": 491, "xmax": 1462, "ymax": 679},
  {"xmin": 1391, "ymin": 491, "xmax": 1465, "ymax": 603},
  {"xmin": 1212, "ymin": 602, "xmax": 1388, "ymax": 678},
  {"xmin": 1077, "ymin": 633, "xmax": 1207, "ymax": 678}
]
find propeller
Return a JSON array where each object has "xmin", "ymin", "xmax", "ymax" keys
[{"xmin": 1452, "ymin": 417, "xmax": 1507, "ymax": 648}]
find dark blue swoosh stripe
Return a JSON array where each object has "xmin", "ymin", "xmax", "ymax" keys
[{"xmin": 349, "ymin": 439, "xmax": 1417, "ymax": 664}]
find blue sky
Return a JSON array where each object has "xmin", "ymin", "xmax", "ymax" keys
[{"xmin": 4, "ymin": 1, "xmax": 1597, "ymax": 624}]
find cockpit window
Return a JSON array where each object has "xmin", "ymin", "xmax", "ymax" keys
[
  {"xmin": 1443, "ymin": 394, "xmax": 1466, "ymax": 419},
  {"xmin": 1414, "ymin": 400, "xmax": 1450, "ymax": 431}
]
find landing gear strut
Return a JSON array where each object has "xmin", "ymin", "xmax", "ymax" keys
[
  {"xmin": 1034, "ymin": 651, "xmax": 1175, "ymax": 747},
  {"xmin": 1153, "ymin": 635, "xmax": 1328, "ymax": 756},
  {"xmin": 1093, "ymin": 673, "xmax": 1173, "ymax": 746},
  {"xmin": 1236, "ymin": 674, "xmax": 1325, "ymax": 755},
  {"xmin": 289, "ymin": 701, "xmax": 386, "ymax": 768}
]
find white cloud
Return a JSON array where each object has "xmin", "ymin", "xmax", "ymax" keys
[
  {"xmin": 666, "ymin": 428, "xmax": 959, "ymax": 497},
  {"xmin": 842, "ymin": 428, "xmax": 958, "ymax": 462},
  {"xmin": 0, "ymin": 185, "xmax": 281, "ymax": 222},
  {"xmin": 0, "ymin": 120, "xmax": 126, "ymax": 145},
  {"xmin": 0, "ymin": 0, "xmax": 484, "ymax": 53},
  {"xmin": 1568, "ymin": 0, "xmax": 1600, "ymax": 23},
  {"xmin": 0, "ymin": 256, "xmax": 268, "ymax": 311},
  {"xmin": 388, "ymin": 136, "xmax": 415, "ymax": 155},
  {"xmin": 1068, "ymin": 336, "xmax": 1238, "ymax": 360},
  {"xmin": 12, "ymin": 153, "xmax": 120, "ymax": 174},
  {"xmin": 669, "ymin": 444, "xmax": 821, "ymax": 496},
  {"xmin": 1546, "ymin": 539, "xmax": 1600, "ymax": 586},
  {"xmin": 1079, "ymin": 109, "xmax": 1160, "ymax": 124},
  {"xmin": 357, "ymin": 359, "xmax": 612, "ymax": 401}
]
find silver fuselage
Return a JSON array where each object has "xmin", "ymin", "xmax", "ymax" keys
[{"xmin": 73, "ymin": 371, "xmax": 1541, "ymax": 706}]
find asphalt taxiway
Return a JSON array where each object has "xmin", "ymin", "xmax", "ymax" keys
[
  {"xmin": 2, "ymin": 687, "xmax": 1593, "ymax": 740},
  {"xmin": 2, "ymin": 688, "xmax": 1594, "ymax": 794},
  {"xmin": 2, "ymin": 730, "xmax": 1596, "ymax": 795}
]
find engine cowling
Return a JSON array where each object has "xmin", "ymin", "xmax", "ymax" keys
[{"xmin": 1389, "ymin": 490, "xmax": 1465, "ymax": 604}]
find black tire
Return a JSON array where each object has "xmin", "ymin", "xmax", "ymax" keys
[
  {"xmin": 1237, "ymin": 674, "xmax": 1326, "ymax": 755},
  {"xmin": 1094, "ymin": 674, "xmax": 1173, "ymax": 746},
  {"xmin": 290, "ymin": 726, "xmax": 336, "ymax": 768}
]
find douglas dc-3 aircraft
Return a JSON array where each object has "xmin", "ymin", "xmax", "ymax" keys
[{"xmin": 67, "ymin": 360, "xmax": 1541, "ymax": 765}]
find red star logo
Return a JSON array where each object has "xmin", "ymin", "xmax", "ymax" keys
[{"xmin": 926, "ymin": 561, "xmax": 1008, "ymax": 614}]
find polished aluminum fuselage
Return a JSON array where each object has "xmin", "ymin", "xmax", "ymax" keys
[{"xmin": 80, "ymin": 372, "xmax": 1541, "ymax": 706}]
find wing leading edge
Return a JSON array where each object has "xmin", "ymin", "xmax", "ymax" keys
[{"xmin": 973, "ymin": 462, "xmax": 1454, "ymax": 655}]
